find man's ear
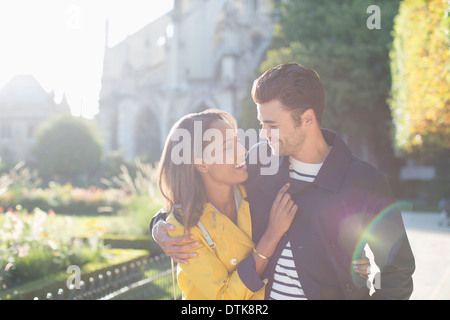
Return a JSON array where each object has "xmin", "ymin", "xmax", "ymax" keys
[{"xmin": 302, "ymin": 108, "xmax": 316, "ymax": 126}]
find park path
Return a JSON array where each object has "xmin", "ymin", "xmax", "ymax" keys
[{"xmin": 402, "ymin": 212, "xmax": 450, "ymax": 300}]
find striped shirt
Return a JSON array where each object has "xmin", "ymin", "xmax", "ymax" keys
[
  {"xmin": 269, "ymin": 241, "xmax": 307, "ymax": 300},
  {"xmin": 288, "ymin": 156, "xmax": 323, "ymax": 182},
  {"xmin": 269, "ymin": 156, "xmax": 323, "ymax": 300}
]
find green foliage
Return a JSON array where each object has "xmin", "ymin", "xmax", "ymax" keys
[
  {"xmin": 0, "ymin": 158, "xmax": 12, "ymax": 195},
  {"xmin": 5, "ymin": 161, "xmax": 41, "ymax": 189},
  {"xmin": 265, "ymin": 0, "xmax": 400, "ymax": 131},
  {"xmin": 101, "ymin": 159, "xmax": 159, "ymax": 198},
  {"xmin": 118, "ymin": 194, "xmax": 164, "ymax": 236},
  {"xmin": 0, "ymin": 182, "xmax": 127, "ymax": 214},
  {"xmin": 100, "ymin": 158, "xmax": 163, "ymax": 235},
  {"xmin": 0, "ymin": 208, "xmax": 106, "ymax": 288},
  {"xmin": 239, "ymin": 80, "xmax": 261, "ymax": 130},
  {"xmin": 253, "ymin": 0, "xmax": 401, "ymax": 170},
  {"xmin": 0, "ymin": 153, "xmax": 165, "ymax": 296},
  {"xmin": 34, "ymin": 115, "xmax": 103, "ymax": 184},
  {"xmin": 390, "ymin": 0, "xmax": 450, "ymax": 153},
  {"xmin": 0, "ymin": 157, "xmax": 11, "ymax": 175},
  {"xmin": 101, "ymin": 150, "xmax": 129, "ymax": 180},
  {"xmin": 0, "ymin": 174, "xmax": 11, "ymax": 196}
]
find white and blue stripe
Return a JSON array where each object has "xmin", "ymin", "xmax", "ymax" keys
[{"xmin": 269, "ymin": 242, "xmax": 307, "ymax": 300}]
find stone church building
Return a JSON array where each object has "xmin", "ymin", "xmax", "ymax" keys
[
  {"xmin": 0, "ymin": 75, "xmax": 70, "ymax": 163},
  {"xmin": 97, "ymin": 0, "xmax": 275, "ymax": 161}
]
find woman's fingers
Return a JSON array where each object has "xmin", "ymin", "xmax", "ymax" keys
[
  {"xmin": 273, "ymin": 183, "xmax": 291, "ymax": 207},
  {"xmin": 289, "ymin": 204, "xmax": 298, "ymax": 216},
  {"xmin": 152, "ymin": 220, "xmax": 199, "ymax": 264},
  {"xmin": 163, "ymin": 239, "xmax": 199, "ymax": 264},
  {"xmin": 164, "ymin": 239, "xmax": 199, "ymax": 252},
  {"xmin": 280, "ymin": 193, "xmax": 292, "ymax": 209},
  {"xmin": 275, "ymin": 188, "xmax": 292, "ymax": 214}
]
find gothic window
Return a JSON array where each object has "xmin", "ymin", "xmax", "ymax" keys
[
  {"xmin": 1, "ymin": 124, "xmax": 12, "ymax": 139},
  {"xmin": 245, "ymin": 0, "xmax": 259, "ymax": 14},
  {"xmin": 251, "ymin": 33, "xmax": 264, "ymax": 51},
  {"xmin": 166, "ymin": 23, "xmax": 174, "ymax": 39},
  {"xmin": 251, "ymin": 0, "xmax": 258, "ymax": 12},
  {"xmin": 220, "ymin": 55, "xmax": 236, "ymax": 83},
  {"xmin": 28, "ymin": 123, "xmax": 37, "ymax": 138},
  {"xmin": 134, "ymin": 108, "xmax": 161, "ymax": 162},
  {"xmin": 156, "ymin": 35, "xmax": 166, "ymax": 47},
  {"xmin": 0, "ymin": 146, "xmax": 12, "ymax": 162}
]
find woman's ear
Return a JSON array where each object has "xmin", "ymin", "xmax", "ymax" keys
[{"xmin": 194, "ymin": 162, "xmax": 209, "ymax": 173}]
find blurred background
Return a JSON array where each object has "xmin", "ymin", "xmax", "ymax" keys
[{"xmin": 0, "ymin": 0, "xmax": 448, "ymax": 300}]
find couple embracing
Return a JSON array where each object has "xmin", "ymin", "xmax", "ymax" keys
[{"xmin": 150, "ymin": 63, "xmax": 415, "ymax": 300}]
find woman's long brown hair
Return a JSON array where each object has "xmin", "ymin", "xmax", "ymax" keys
[{"xmin": 157, "ymin": 109, "xmax": 237, "ymax": 230}]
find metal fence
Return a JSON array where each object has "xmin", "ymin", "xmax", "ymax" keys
[{"xmin": 33, "ymin": 254, "xmax": 181, "ymax": 300}]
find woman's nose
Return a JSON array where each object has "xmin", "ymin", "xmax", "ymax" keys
[
  {"xmin": 236, "ymin": 142, "xmax": 247, "ymax": 160},
  {"xmin": 239, "ymin": 144, "xmax": 247, "ymax": 158}
]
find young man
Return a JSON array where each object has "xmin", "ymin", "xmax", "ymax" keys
[{"xmin": 151, "ymin": 63, "xmax": 415, "ymax": 299}]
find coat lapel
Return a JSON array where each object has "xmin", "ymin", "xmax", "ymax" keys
[
  {"xmin": 248, "ymin": 156, "xmax": 288, "ymax": 241},
  {"xmin": 204, "ymin": 185, "xmax": 255, "ymax": 249},
  {"xmin": 254, "ymin": 156, "xmax": 290, "ymax": 198}
]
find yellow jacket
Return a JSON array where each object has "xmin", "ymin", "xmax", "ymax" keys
[{"xmin": 167, "ymin": 184, "xmax": 266, "ymax": 300}]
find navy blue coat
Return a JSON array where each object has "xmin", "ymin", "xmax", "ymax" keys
[{"xmin": 237, "ymin": 129, "xmax": 415, "ymax": 299}]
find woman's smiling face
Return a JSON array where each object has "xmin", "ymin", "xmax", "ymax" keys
[{"xmin": 196, "ymin": 119, "xmax": 248, "ymax": 186}]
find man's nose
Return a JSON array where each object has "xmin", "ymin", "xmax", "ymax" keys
[{"xmin": 259, "ymin": 127, "xmax": 270, "ymax": 140}]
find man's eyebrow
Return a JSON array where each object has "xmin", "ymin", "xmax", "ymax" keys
[{"xmin": 258, "ymin": 118, "xmax": 277, "ymax": 124}]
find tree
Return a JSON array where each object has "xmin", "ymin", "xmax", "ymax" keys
[
  {"xmin": 34, "ymin": 115, "xmax": 103, "ymax": 184},
  {"xmin": 244, "ymin": 0, "xmax": 401, "ymax": 171},
  {"xmin": 390, "ymin": 0, "xmax": 450, "ymax": 154},
  {"xmin": 239, "ymin": 79, "xmax": 261, "ymax": 130}
]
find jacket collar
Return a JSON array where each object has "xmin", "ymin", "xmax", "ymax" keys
[
  {"xmin": 201, "ymin": 184, "xmax": 254, "ymax": 247},
  {"xmin": 314, "ymin": 129, "xmax": 353, "ymax": 193},
  {"xmin": 255, "ymin": 129, "xmax": 352, "ymax": 195}
]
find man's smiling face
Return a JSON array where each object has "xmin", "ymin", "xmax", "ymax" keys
[{"xmin": 257, "ymin": 99, "xmax": 306, "ymax": 157}]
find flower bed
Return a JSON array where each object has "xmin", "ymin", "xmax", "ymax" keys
[
  {"xmin": 0, "ymin": 183, "xmax": 129, "ymax": 215},
  {"xmin": 0, "ymin": 207, "xmax": 107, "ymax": 290}
]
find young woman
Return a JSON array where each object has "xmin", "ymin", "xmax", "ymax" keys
[{"xmin": 157, "ymin": 109, "xmax": 297, "ymax": 299}]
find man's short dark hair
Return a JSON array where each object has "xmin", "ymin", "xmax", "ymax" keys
[{"xmin": 251, "ymin": 63, "xmax": 325, "ymax": 125}]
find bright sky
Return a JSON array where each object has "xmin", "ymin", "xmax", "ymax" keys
[{"xmin": 0, "ymin": 0, "xmax": 173, "ymax": 118}]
